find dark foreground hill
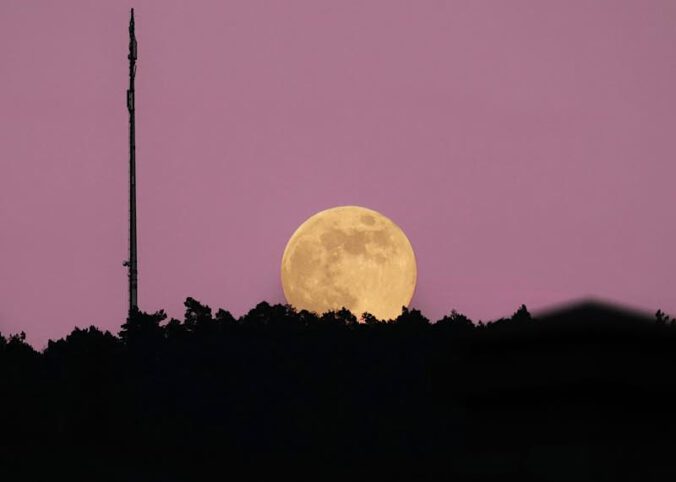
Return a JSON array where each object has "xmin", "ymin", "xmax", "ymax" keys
[{"xmin": 1, "ymin": 299, "xmax": 675, "ymax": 481}]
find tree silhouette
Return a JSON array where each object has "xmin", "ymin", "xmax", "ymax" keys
[
  {"xmin": 393, "ymin": 306, "xmax": 429, "ymax": 327},
  {"xmin": 215, "ymin": 307, "xmax": 237, "ymax": 327},
  {"xmin": 119, "ymin": 307, "xmax": 167, "ymax": 349},
  {"xmin": 361, "ymin": 312, "xmax": 382, "ymax": 326},
  {"xmin": 184, "ymin": 296, "xmax": 214, "ymax": 332},
  {"xmin": 511, "ymin": 304, "xmax": 532, "ymax": 323},
  {"xmin": 336, "ymin": 306, "xmax": 358, "ymax": 326},
  {"xmin": 239, "ymin": 301, "xmax": 273, "ymax": 328},
  {"xmin": 656, "ymin": 309, "xmax": 672, "ymax": 326},
  {"xmin": 1, "ymin": 299, "xmax": 675, "ymax": 480},
  {"xmin": 296, "ymin": 308, "xmax": 320, "ymax": 328},
  {"xmin": 435, "ymin": 309, "xmax": 474, "ymax": 332}
]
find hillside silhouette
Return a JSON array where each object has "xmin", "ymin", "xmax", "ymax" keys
[{"xmin": 1, "ymin": 299, "xmax": 675, "ymax": 481}]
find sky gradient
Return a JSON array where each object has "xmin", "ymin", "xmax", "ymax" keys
[{"xmin": 1, "ymin": 1, "xmax": 675, "ymax": 348}]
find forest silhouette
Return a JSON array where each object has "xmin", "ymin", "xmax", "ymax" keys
[{"xmin": 2, "ymin": 299, "xmax": 676, "ymax": 481}]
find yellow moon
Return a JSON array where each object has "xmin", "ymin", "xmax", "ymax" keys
[{"xmin": 280, "ymin": 205, "xmax": 417, "ymax": 320}]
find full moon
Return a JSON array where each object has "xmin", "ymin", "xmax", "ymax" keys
[{"xmin": 281, "ymin": 205, "xmax": 417, "ymax": 320}]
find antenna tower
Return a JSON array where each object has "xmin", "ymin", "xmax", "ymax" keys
[{"xmin": 125, "ymin": 8, "xmax": 138, "ymax": 314}]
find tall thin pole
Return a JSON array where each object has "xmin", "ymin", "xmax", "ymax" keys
[{"xmin": 126, "ymin": 8, "xmax": 138, "ymax": 314}]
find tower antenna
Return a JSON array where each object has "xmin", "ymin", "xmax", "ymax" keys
[{"xmin": 125, "ymin": 8, "xmax": 138, "ymax": 314}]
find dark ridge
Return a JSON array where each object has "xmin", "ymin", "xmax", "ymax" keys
[
  {"xmin": 0, "ymin": 298, "xmax": 674, "ymax": 481},
  {"xmin": 536, "ymin": 297, "xmax": 654, "ymax": 325}
]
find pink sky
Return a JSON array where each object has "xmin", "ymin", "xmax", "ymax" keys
[{"xmin": 1, "ymin": 1, "xmax": 675, "ymax": 348}]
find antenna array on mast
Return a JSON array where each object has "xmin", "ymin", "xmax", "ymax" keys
[{"xmin": 126, "ymin": 8, "xmax": 138, "ymax": 314}]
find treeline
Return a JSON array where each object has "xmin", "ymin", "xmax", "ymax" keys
[
  {"xmin": 1, "ymin": 299, "xmax": 676, "ymax": 481},
  {"xmin": 4, "ymin": 299, "xmax": 675, "ymax": 355}
]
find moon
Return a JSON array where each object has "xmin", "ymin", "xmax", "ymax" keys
[{"xmin": 281, "ymin": 205, "xmax": 417, "ymax": 320}]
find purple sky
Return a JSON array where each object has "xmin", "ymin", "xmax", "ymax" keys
[{"xmin": 1, "ymin": 1, "xmax": 675, "ymax": 348}]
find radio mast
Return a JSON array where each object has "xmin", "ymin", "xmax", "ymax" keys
[{"xmin": 125, "ymin": 8, "xmax": 138, "ymax": 314}]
